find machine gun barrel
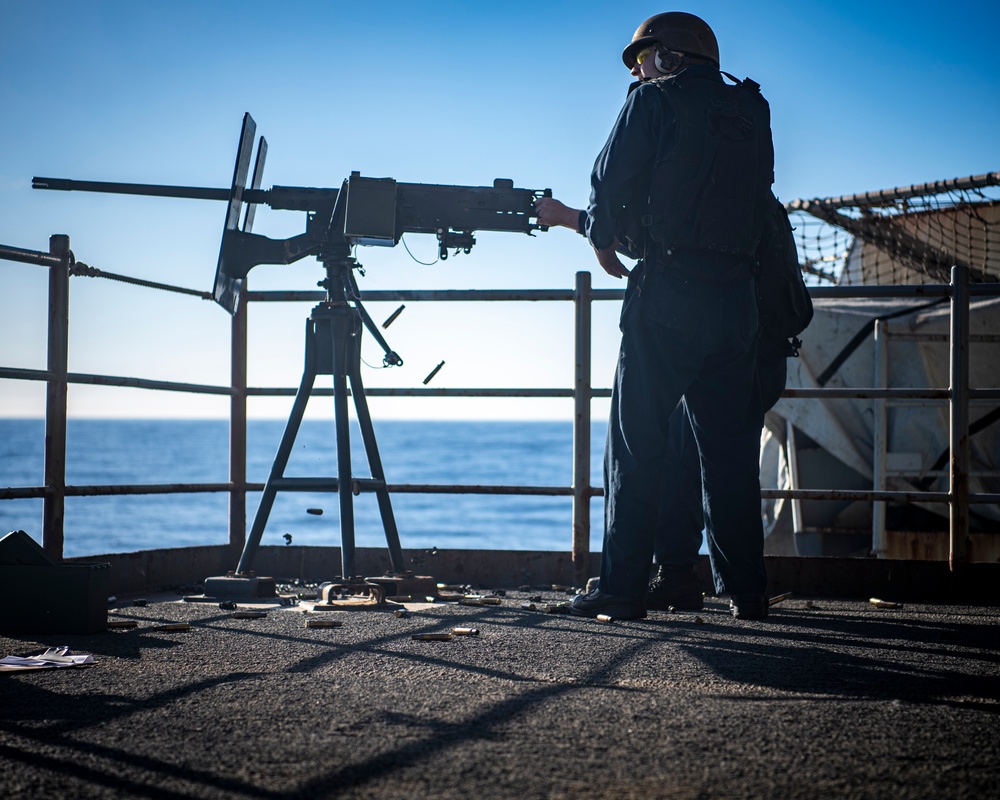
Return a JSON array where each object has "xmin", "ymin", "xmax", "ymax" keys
[
  {"xmin": 31, "ymin": 176, "xmax": 335, "ymax": 210},
  {"xmin": 32, "ymin": 176, "xmax": 232, "ymax": 203}
]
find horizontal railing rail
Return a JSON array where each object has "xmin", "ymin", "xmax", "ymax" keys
[
  {"xmin": 6, "ymin": 368, "xmax": 1000, "ymax": 403},
  {"xmin": 6, "ymin": 480, "xmax": 998, "ymax": 505}
]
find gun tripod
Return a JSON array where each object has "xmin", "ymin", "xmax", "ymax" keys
[{"xmin": 232, "ymin": 252, "xmax": 405, "ymax": 581}]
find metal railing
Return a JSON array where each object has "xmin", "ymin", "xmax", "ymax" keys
[{"xmin": 2, "ymin": 236, "xmax": 999, "ymax": 584}]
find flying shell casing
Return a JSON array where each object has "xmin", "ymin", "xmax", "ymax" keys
[
  {"xmin": 869, "ymin": 598, "xmax": 903, "ymax": 609},
  {"xmin": 769, "ymin": 592, "xmax": 793, "ymax": 606},
  {"xmin": 382, "ymin": 304, "xmax": 405, "ymax": 328},
  {"xmin": 452, "ymin": 627, "xmax": 479, "ymax": 636},
  {"xmin": 595, "ymin": 614, "xmax": 613, "ymax": 623},
  {"xmin": 422, "ymin": 361, "xmax": 445, "ymax": 385}
]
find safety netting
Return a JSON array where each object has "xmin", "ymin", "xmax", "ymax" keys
[{"xmin": 785, "ymin": 172, "xmax": 1000, "ymax": 285}]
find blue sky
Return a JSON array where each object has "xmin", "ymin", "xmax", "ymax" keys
[{"xmin": 2, "ymin": 0, "xmax": 999, "ymax": 419}]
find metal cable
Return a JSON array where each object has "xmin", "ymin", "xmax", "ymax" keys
[
  {"xmin": 400, "ymin": 234, "xmax": 438, "ymax": 266},
  {"xmin": 69, "ymin": 261, "xmax": 213, "ymax": 300}
]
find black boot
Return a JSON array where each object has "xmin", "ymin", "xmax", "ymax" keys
[
  {"xmin": 569, "ymin": 589, "xmax": 647, "ymax": 620},
  {"xmin": 646, "ymin": 565, "xmax": 704, "ymax": 611},
  {"xmin": 729, "ymin": 593, "xmax": 769, "ymax": 619}
]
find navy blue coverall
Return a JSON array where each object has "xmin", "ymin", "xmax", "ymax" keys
[{"xmin": 586, "ymin": 65, "xmax": 770, "ymax": 599}]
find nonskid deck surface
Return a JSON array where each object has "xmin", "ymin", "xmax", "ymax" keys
[{"xmin": 2, "ymin": 590, "xmax": 999, "ymax": 800}]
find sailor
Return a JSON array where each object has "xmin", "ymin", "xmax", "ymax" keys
[{"xmin": 536, "ymin": 11, "xmax": 775, "ymax": 620}]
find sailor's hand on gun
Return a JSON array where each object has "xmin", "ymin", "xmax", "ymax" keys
[
  {"xmin": 534, "ymin": 196, "xmax": 580, "ymax": 230},
  {"xmin": 535, "ymin": 195, "xmax": 629, "ymax": 279}
]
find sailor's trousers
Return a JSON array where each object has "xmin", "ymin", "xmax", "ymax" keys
[{"xmin": 600, "ymin": 263, "xmax": 766, "ymax": 598}]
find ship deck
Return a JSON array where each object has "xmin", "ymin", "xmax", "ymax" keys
[{"xmin": 2, "ymin": 587, "xmax": 999, "ymax": 799}]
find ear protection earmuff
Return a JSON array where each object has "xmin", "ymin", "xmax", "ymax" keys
[{"xmin": 653, "ymin": 45, "xmax": 685, "ymax": 75}]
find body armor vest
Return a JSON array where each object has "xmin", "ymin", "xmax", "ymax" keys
[{"xmin": 642, "ymin": 70, "xmax": 774, "ymax": 262}]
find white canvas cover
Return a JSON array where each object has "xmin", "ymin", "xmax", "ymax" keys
[{"xmin": 762, "ymin": 295, "xmax": 1000, "ymax": 541}]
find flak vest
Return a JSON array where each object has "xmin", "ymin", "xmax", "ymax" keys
[{"xmin": 641, "ymin": 70, "xmax": 774, "ymax": 276}]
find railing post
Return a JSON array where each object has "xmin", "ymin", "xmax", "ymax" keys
[
  {"xmin": 572, "ymin": 271, "xmax": 592, "ymax": 587},
  {"xmin": 43, "ymin": 234, "xmax": 70, "ymax": 561},
  {"xmin": 872, "ymin": 319, "xmax": 889, "ymax": 558},
  {"xmin": 229, "ymin": 283, "xmax": 248, "ymax": 553},
  {"xmin": 949, "ymin": 264, "xmax": 970, "ymax": 568},
  {"xmin": 785, "ymin": 420, "xmax": 804, "ymax": 537}
]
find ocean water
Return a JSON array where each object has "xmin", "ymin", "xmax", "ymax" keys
[{"xmin": 0, "ymin": 418, "xmax": 614, "ymax": 558}]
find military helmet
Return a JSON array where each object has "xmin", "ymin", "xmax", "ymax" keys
[{"xmin": 622, "ymin": 12, "xmax": 720, "ymax": 69}]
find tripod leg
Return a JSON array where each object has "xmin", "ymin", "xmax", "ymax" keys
[
  {"xmin": 333, "ymin": 368, "xmax": 356, "ymax": 579},
  {"xmin": 322, "ymin": 307, "xmax": 362, "ymax": 579},
  {"xmin": 236, "ymin": 319, "xmax": 317, "ymax": 575},
  {"xmin": 350, "ymin": 364, "xmax": 405, "ymax": 573}
]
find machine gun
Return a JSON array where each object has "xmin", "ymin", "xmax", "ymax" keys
[
  {"xmin": 31, "ymin": 113, "xmax": 551, "ymax": 592},
  {"xmin": 33, "ymin": 113, "xmax": 550, "ymax": 314}
]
